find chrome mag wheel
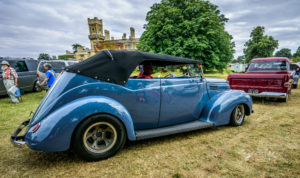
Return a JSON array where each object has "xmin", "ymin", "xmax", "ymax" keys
[
  {"xmin": 83, "ymin": 122, "xmax": 117, "ymax": 153},
  {"xmin": 231, "ymin": 104, "xmax": 245, "ymax": 126}
]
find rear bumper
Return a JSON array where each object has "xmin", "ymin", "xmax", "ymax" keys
[
  {"xmin": 10, "ymin": 119, "xmax": 30, "ymax": 147},
  {"xmin": 248, "ymin": 92, "xmax": 287, "ymax": 98}
]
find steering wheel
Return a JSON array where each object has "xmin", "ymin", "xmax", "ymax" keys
[{"xmin": 183, "ymin": 72, "xmax": 190, "ymax": 77}]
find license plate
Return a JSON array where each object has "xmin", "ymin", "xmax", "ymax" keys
[{"xmin": 248, "ymin": 89, "xmax": 258, "ymax": 94}]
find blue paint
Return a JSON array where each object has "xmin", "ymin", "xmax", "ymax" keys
[
  {"xmin": 200, "ymin": 90, "xmax": 252, "ymax": 126},
  {"xmin": 25, "ymin": 96, "xmax": 135, "ymax": 152},
  {"xmin": 159, "ymin": 78, "xmax": 206, "ymax": 127},
  {"xmin": 23, "ymin": 72, "xmax": 252, "ymax": 152}
]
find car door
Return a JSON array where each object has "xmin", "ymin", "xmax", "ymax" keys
[
  {"xmin": 14, "ymin": 60, "xmax": 32, "ymax": 91},
  {"xmin": 25, "ymin": 60, "xmax": 38, "ymax": 90},
  {"xmin": 122, "ymin": 79, "xmax": 161, "ymax": 130},
  {"xmin": 158, "ymin": 77, "xmax": 206, "ymax": 127}
]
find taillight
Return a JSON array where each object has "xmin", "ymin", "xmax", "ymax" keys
[
  {"xmin": 284, "ymin": 82, "xmax": 290, "ymax": 87},
  {"xmin": 32, "ymin": 123, "xmax": 40, "ymax": 133},
  {"xmin": 36, "ymin": 73, "xmax": 39, "ymax": 79}
]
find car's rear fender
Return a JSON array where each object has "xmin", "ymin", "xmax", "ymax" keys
[
  {"xmin": 24, "ymin": 96, "xmax": 135, "ymax": 152},
  {"xmin": 200, "ymin": 90, "xmax": 252, "ymax": 126}
]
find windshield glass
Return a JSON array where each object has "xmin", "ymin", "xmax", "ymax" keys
[
  {"xmin": 130, "ymin": 64, "xmax": 203, "ymax": 78},
  {"xmin": 247, "ymin": 61, "xmax": 288, "ymax": 71}
]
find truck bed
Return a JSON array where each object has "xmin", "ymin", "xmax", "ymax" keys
[{"xmin": 228, "ymin": 73, "xmax": 289, "ymax": 94}]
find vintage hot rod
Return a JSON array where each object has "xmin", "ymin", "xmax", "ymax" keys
[{"xmin": 11, "ymin": 50, "xmax": 253, "ymax": 161}]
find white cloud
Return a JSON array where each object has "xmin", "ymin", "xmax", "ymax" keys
[{"xmin": 0, "ymin": 0, "xmax": 299, "ymax": 59}]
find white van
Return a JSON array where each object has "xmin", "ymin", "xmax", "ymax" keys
[{"xmin": 37, "ymin": 60, "xmax": 77, "ymax": 89}]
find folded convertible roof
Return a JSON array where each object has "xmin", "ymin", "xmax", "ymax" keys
[{"xmin": 66, "ymin": 50, "xmax": 201, "ymax": 85}]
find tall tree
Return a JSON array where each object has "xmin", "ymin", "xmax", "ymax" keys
[
  {"xmin": 293, "ymin": 46, "xmax": 300, "ymax": 58},
  {"xmin": 292, "ymin": 46, "xmax": 300, "ymax": 62},
  {"xmin": 243, "ymin": 26, "xmax": 278, "ymax": 63},
  {"xmin": 72, "ymin": 43, "xmax": 84, "ymax": 53},
  {"xmin": 137, "ymin": 0, "xmax": 235, "ymax": 71},
  {"xmin": 38, "ymin": 53, "xmax": 51, "ymax": 61},
  {"xmin": 275, "ymin": 48, "xmax": 292, "ymax": 58},
  {"xmin": 237, "ymin": 55, "xmax": 245, "ymax": 63}
]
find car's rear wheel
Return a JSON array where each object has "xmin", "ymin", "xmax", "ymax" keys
[
  {"xmin": 278, "ymin": 94, "xmax": 288, "ymax": 102},
  {"xmin": 72, "ymin": 114, "xmax": 126, "ymax": 161},
  {"xmin": 230, "ymin": 104, "xmax": 245, "ymax": 126},
  {"xmin": 293, "ymin": 84, "xmax": 297, "ymax": 89}
]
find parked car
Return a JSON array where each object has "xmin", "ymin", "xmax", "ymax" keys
[
  {"xmin": 290, "ymin": 63, "xmax": 300, "ymax": 88},
  {"xmin": 228, "ymin": 57, "xmax": 292, "ymax": 102},
  {"xmin": 11, "ymin": 50, "xmax": 253, "ymax": 161},
  {"xmin": 0, "ymin": 57, "xmax": 39, "ymax": 96},
  {"xmin": 37, "ymin": 60, "xmax": 77, "ymax": 88}
]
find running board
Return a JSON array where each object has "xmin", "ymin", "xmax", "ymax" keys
[{"xmin": 135, "ymin": 120, "xmax": 214, "ymax": 140}]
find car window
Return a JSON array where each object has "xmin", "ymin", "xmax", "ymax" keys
[
  {"xmin": 26, "ymin": 60, "xmax": 38, "ymax": 71},
  {"xmin": 38, "ymin": 61, "xmax": 66, "ymax": 73},
  {"xmin": 0, "ymin": 60, "xmax": 15, "ymax": 73},
  {"xmin": 51, "ymin": 62, "xmax": 66, "ymax": 73},
  {"xmin": 247, "ymin": 61, "xmax": 288, "ymax": 71},
  {"xmin": 14, "ymin": 61, "xmax": 29, "ymax": 72},
  {"xmin": 290, "ymin": 64, "xmax": 299, "ymax": 71},
  {"xmin": 38, "ymin": 62, "xmax": 46, "ymax": 72},
  {"xmin": 130, "ymin": 64, "xmax": 202, "ymax": 79},
  {"xmin": 67, "ymin": 61, "xmax": 77, "ymax": 66}
]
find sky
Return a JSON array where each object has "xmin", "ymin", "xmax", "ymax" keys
[{"xmin": 0, "ymin": 0, "xmax": 299, "ymax": 59}]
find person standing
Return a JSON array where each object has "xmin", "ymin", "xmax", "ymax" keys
[
  {"xmin": 1, "ymin": 60, "xmax": 19, "ymax": 104},
  {"xmin": 40, "ymin": 63, "xmax": 56, "ymax": 88}
]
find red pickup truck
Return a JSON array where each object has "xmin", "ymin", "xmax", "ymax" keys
[{"xmin": 227, "ymin": 57, "xmax": 292, "ymax": 102}]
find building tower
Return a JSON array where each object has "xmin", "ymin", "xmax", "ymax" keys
[{"xmin": 88, "ymin": 17, "xmax": 104, "ymax": 52}]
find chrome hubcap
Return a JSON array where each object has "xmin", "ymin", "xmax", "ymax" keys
[
  {"xmin": 235, "ymin": 105, "xmax": 245, "ymax": 124},
  {"xmin": 83, "ymin": 122, "xmax": 117, "ymax": 153}
]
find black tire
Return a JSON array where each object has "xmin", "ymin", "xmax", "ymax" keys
[
  {"xmin": 230, "ymin": 104, "xmax": 245, "ymax": 126},
  {"xmin": 72, "ymin": 114, "xmax": 126, "ymax": 161},
  {"xmin": 293, "ymin": 84, "xmax": 297, "ymax": 89},
  {"xmin": 278, "ymin": 94, "xmax": 288, "ymax": 102}
]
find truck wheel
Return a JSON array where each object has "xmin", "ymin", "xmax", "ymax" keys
[
  {"xmin": 279, "ymin": 95, "xmax": 288, "ymax": 102},
  {"xmin": 230, "ymin": 104, "xmax": 245, "ymax": 126},
  {"xmin": 72, "ymin": 114, "xmax": 126, "ymax": 161},
  {"xmin": 293, "ymin": 84, "xmax": 297, "ymax": 89}
]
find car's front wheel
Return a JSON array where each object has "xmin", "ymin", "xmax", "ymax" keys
[
  {"xmin": 278, "ymin": 94, "xmax": 288, "ymax": 102},
  {"xmin": 230, "ymin": 104, "xmax": 245, "ymax": 126},
  {"xmin": 72, "ymin": 114, "xmax": 126, "ymax": 161},
  {"xmin": 293, "ymin": 84, "xmax": 297, "ymax": 89}
]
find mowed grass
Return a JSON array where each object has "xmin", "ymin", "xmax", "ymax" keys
[{"xmin": 0, "ymin": 78, "xmax": 300, "ymax": 177}]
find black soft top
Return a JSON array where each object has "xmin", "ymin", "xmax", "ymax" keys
[{"xmin": 66, "ymin": 50, "xmax": 201, "ymax": 85}]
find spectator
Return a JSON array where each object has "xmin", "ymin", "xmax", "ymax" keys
[
  {"xmin": 1, "ymin": 60, "xmax": 19, "ymax": 104},
  {"xmin": 40, "ymin": 63, "xmax": 56, "ymax": 88}
]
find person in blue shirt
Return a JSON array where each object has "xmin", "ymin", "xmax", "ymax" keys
[{"xmin": 41, "ymin": 63, "xmax": 56, "ymax": 88}]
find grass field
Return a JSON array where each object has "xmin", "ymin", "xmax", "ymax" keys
[{"xmin": 0, "ymin": 78, "xmax": 299, "ymax": 177}]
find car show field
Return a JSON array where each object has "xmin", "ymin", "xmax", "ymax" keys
[{"xmin": 0, "ymin": 74, "xmax": 299, "ymax": 177}]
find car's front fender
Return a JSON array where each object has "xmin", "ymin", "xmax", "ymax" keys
[
  {"xmin": 25, "ymin": 96, "xmax": 136, "ymax": 152},
  {"xmin": 200, "ymin": 90, "xmax": 252, "ymax": 126}
]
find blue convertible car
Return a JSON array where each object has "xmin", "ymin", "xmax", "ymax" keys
[{"xmin": 11, "ymin": 50, "xmax": 253, "ymax": 161}]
